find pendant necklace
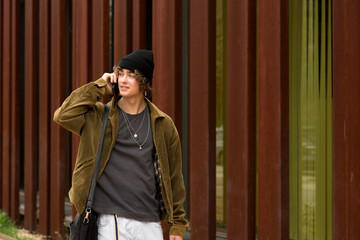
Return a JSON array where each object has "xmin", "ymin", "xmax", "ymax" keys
[
  {"xmin": 120, "ymin": 103, "xmax": 150, "ymax": 150},
  {"xmin": 119, "ymin": 101, "xmax": 146, "ymax": 139}
]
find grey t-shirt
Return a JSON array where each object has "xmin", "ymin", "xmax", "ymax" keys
[{"xmin": 93, "ymin": 105, "xmax": 160, "ymax": 222}]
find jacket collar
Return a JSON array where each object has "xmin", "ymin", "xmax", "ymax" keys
[{"xmin": 145, "ymin": 98, "xmax": 166, "ymax": 120}]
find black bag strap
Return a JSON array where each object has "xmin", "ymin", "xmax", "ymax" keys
[{"xmin": 86, "ymin": 104, "xmax": 110, "ymax": 209}]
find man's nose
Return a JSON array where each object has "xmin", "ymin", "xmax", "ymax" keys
[{"xmin": 120, "ymin": 75, "xmax": 128, "ymax": 82}]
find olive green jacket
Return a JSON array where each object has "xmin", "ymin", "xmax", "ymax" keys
[{"xmin": 53, "ymin": 78, "xmax": 188, "ymax": 237}]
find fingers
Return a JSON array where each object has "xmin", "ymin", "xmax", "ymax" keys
[
  {"xmin": 111, "ymin": 72, "xmax": 120, "ymax": 84},
  {"xmin": 102, "ymin": 72, "xmax": 117, "ymax": 93},
  {"xmin": 110, "ymin": 73, "xmax": 116, "ymax": 83},
  {"xmin": 101, "ymin": 73, "xmax": 110, "ymax": 81},
  {"xmin": 102, "ymin": 73, "xmax": 118, "ymax": 83}
]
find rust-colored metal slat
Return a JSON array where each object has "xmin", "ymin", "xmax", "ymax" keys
[
  {"xmin": 92, "ymin": 0, "xmax": 110, "ymax": 78},
  {"xmin": 74, "ymin": 0, "xmax": 91, "ymax": 87},
  {"xmin": 1, "ymin": 0, "xmax": 11, "ymax": 214},
  {"xmin": 152, "ymin": 2, "xmax": 182, "ymax": 238},
  {"xmin": 113, "ymin": 0, "xmax": 133, "ymax": 62},
  {"xmin": 24, "ymin": 0, "xmax": 38, "ymax": 230},
  {"xmin": 227, "ymin": 0, "xmax": 256, "ymax": 239},
  {"xmin": 188, "ymin": 0, "xmax": 216, "ymax": 239},
  {"xmin": 152, "ymin": 0, "xmax": 182, "ymax": 132},
  {"xmin": 38, "ymin": 0, "xmax": 51, "ymax": 235},
  {"xmin": 257, "ymin": 0, "xmax": 289, "ymax": 239},
  {"xmin": 10, "ymin": 0, "xmax": 21, "ymax": 222},
  {"xmin": 92, "ymin": 0, "xmax": 110, "ymax": 104},
  {"xmin": 333, "ymin": 0, "xmax": 360, "ymax": 239},
  {"xmin": 50, "ymin": 0, "xmax": 66, "ymax": 237},
  {"xmin": 132, "ymin": 0, "xmax": 147, "ymax": 50}
]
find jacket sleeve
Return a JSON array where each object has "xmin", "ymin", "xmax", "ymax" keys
[
  {"xmin": 167, "ymin": 120, "xmax": 189, "ymax": 237},
  {"xmin": 53, "ymin": 78, "xmax": 109, "ymax": 135}
]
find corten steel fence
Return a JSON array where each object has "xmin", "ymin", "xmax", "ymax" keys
[
  {"xmin": 1, "ymin": 0, "xmax": 360, "ymax": 239},
  {"xmin": 0, "ymin": 0, "xmax": 182, "ymax": 238}
]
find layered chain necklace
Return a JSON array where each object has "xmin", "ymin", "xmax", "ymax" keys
[{"xmin": 120, "ymin": 101, "xmax": 150, "ymax": 150}]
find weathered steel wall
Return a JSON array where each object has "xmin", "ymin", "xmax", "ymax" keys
[{"xmin": 0, "ymin": 0, "xmax": 360, "ymax": 239}]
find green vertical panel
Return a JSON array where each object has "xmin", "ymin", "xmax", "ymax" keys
[
  {"xmin": 315, "ymin": 0, "xmax": 326, "ymax": 238},
  {"xmin": 313, "ymin": 0, "xmax": 320, "ymax": 237},
  {"xmin": 298, "ymin": 2, "xmax": 311, "ymax": 237},
  {"xmin": 215, "ymin": 0, "xmax": 227, "ymax": 233},
  {"xmin": 289, "ymin": 0, "xmax": 333, "ymax": 239},
  {"xmin": 289, "ymin": 0, "xmax": 299, "ymax": 238},
  {"xmin": 299, "ymin": 0, "xmax": 308, "ymax": 237},
  {"xmin": 308, "ymin": 1, "xmax": 315, "ymax": 237}
]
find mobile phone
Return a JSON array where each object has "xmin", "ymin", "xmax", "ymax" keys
[{"xmin": 112, "ymin": 83, "xmax": 120, "ymax": 99}]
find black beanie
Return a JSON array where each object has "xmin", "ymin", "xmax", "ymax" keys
[{"xmin": 118, "ymin": 49, "xmax": 154, "ymax": 82}]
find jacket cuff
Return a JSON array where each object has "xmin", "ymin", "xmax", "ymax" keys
[{"xmin": 169, "ymin": 225, "xmax": 187, "ymax": 238}]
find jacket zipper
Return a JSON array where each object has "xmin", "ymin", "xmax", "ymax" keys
[{"xmin": 114, "ymin": 215, "xmax": 119, "ymax": 240}]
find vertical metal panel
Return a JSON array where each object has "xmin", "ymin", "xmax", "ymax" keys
[
  {"xmin": 92, "ymin": 0, "xmax": 110, "ymax": 105},
  {"xmin": 50, "ymin": 0, "xmax": 66, "ymax": 236},
  {"xmin": 257, "ymin": 0, "xmax": 289, "ymax": 239},
  {"xmin": 113, "ymin": 0, "xmax": 132, "ymax": 62},
  {"xmin": 1, "ymin": 0, "xmax": 11, "ymax": 214},
  {"xmin": 227, "ymin": 0, "xmax": 256, "ymax": 239},
  {"xmin": 188, "ymin": 0, "xmax": 216, "ymax": 238},
  {"xmin": 152, "ymin": 0, "xmax": 182, "ymax": 132},
  {"xmin": 38, "ymin": 0, "xmax": 51, "ymax": 234},
  {"xmin": 152, "ymin": 2, "xmax": 182, "ymax": 238},
  {"xmin": 333, "ymin": 1, "xmax": 360, "ymax": 239},
  {"xmin": 92, "ymin": 0, "xmax": 110, "ymax": 77},
  {"xmin": 113, "ymin": 0, "xmax": 147, "ymax": 64},
  {"xmin": 72, "ymin": 1, "xmax": 92, "ymax": 218},
  {"xmin": 24, "ymin": 0, "xmax": 38, "ymax": 230},
  {"xmin": 10, "ymin": 0, "xmax": 21, "ymax": 222},
  {"xmin": 132, "ymin": 0, "xmax": 147, "ymax": 50},
  {"xmin": 73, "ymin": 0, "xmax": 91, "ymax": 88}
]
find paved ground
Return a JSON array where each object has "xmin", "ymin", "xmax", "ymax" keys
[
  {"xmin": 0, "ymin": 232, "xmax": 16, "ymax": 240},
  {"xmin": 0, "ymin": 229, "xmax": 47, "ymax": 240}
]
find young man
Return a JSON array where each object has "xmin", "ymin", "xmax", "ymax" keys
[{"xmin": 54, "ymin": 50, "xmax": 188, "ymax": 240}]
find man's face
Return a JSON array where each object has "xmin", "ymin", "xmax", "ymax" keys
[{"xmin": 117, "ymin": 69, "xmax": 141, "ymax": 98}]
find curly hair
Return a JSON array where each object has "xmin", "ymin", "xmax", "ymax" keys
[{"xmin": 113, "ymin": 65, "xmax": 153, "ymax": 98}]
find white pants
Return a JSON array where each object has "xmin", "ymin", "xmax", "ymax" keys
[{"xmin": 97, "ymin": 214, "xmax": 164, "ymax": 240}]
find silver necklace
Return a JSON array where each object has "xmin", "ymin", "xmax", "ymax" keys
[
  {"xmin": 120, "ymin": 105, "xmax": 150, "ymax": 150},
  {"xmin": 119, "ymin": 102, "xmax": 146, "ymax": 138}
]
